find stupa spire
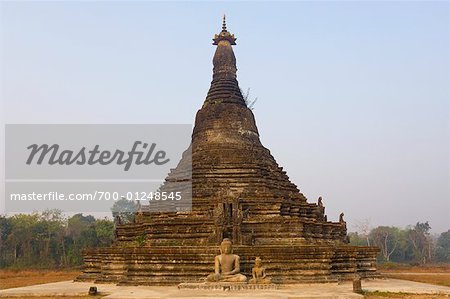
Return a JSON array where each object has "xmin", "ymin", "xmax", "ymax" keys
[
  {"xmin": 213, "ymin": 15, "xmax": 236, "ymax": 45},
  {"xmin": 211, "ymin": 15, "xmax": 238, "ymax": 83}
]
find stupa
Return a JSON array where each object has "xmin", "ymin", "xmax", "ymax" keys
[{"xmin": 77, "ymin": 17, "xmax": 378, "ymax": 285}]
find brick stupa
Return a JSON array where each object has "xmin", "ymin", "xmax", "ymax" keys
[{"xmin": 77, "ymin": 17, "xmax": 378, "ymax": 285}]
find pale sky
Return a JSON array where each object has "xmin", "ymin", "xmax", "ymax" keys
[{"xmin": 1, "ymin": 1, "xmax": 449, "ymax": 233}]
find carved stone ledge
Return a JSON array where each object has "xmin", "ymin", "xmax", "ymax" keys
[{"xmin": 178, "ymin": 282, "xmax": 279, "ymax": 291}]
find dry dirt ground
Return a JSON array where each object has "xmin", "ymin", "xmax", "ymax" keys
[
  {"xmin": 0, "ymin": 270, "xmax": 88, "ymax": 298},
  {"xmin": 0, "ymin": 297, "xmax": 97, "ymax": 299},
  {"xmin": 379, "ymin": 265, "xmax": 450, "ymax": 288},
  {"xmin": 0, "ymin": 269, "xmax": 79, "ymax": 290},
  {"xmin": 365, "ymin": 265, "xmax": 450, "ymax": 298}
]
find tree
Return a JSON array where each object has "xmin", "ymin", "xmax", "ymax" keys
[
  {"xmin": 5, "ymin": 213, "xmax": 44, "ymax": 266},
  {"xmin": 0, "ymin": 211, "xmax": 114, "ymax": 268},
  {"xmin": 353, "ymin": 219, "xmax": 372, "ymax": 246},
  {"xmin": 66, "ymin": 214, "xmax": 97, "ymax": 265},
  {"xmin": 95, "ymin": 219, "xmax": 114, "ymax": 247},
  {"xmin": 39, "ymin": 209, "xmax": 66, "ymax": 266},
  {"xmin": 369, "ymin": 226, "xmax": 400, "ymax": 262},
  {"xmin": 406, "ymin": 222, "xmax": 433, "ymax": 264},
  {"xmin": 111, "ymin": 198, "xmax": 138, "ymax": 224},
  {"xmin": 67, "ymin": 214, "xmax": 95, "ymax": 241},
  {"xmin": 434, "ymin": 230, "xmax": 450, "ymax": 262},
  {"xmin": 0, "ymin": 215, "xmax": 13, "ymax": 267},
  {"xmin": 348, "ymin": 232, "xmax": 368, "ymax": 246}
]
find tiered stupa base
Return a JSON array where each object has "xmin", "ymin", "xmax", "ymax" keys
[{"xmin": 76, "ymin": 245, "xmax": 378, "ymax": 285}]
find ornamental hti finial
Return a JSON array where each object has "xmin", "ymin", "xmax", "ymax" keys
[
  {"xmin": 213, "ymin": 14, "xmax": 236, "ymax": 45},
  {"xmin": 222, "ymin": 14, "xmax": 227, "ymax": 31}
]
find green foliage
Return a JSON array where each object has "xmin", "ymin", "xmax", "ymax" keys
[
  {"xmin": 95, "ymin": 219, "xmax": 114, "ymax": 247},
  {"xmin": 353, "ymin": 221, "xmax": 448, "ymax": 264},
  {"xmin": 406, "ymin": 222, "xmax": 433, "ymax": 264},
  {"xmin": 348, "ymin": 232, "xmax": 367, "ymax": 246},
  {"xmin": 369, "ymin": 226, "xmax": 401, "ymax": 262},
  {"xmin": 135, "ymin": 234, "xmax": 146, "ymax": 246},
  {"xmin": 0, "ymin": 210, "xmax": 114, "ymax": 269},
  {"xmin": 434, "ymin": 230, "xmax": 450, "ymax": 262},
  {"xmin": 111, "ymin": 198, "xmax": 138, "ymax": 224}
]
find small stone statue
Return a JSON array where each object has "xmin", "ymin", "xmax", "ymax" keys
[
  {"xmin": 113, "ymin": 215, "xmax": 121, "ymax": 240},
  {"xmin": 114, "ymin": 214, "xmax": 122, "ymax": 226},
  {"xmin": 206, "ymin": 238, "xmax": 247, "ymax": 282},
  {"xmin": 317, "ymin": 196, "xmax": 326, "ymax": 221},
  {"xmin": 318, "ymin": 196, "xmax": 323, "ymax": 208},
  {"xmin": 249, "ymin": 257, "xmax": 271, "ymax": 284},
  {"xmin": 345, "ymin": 235, "xmax": 351, "ymax": 244},
  {"xmin": 339, "ymin": 212, "xmax": 345, "ymax": 223},
  {"xmin": 135, "ymin": 210, "xmax": 144, "ymax": 223}
]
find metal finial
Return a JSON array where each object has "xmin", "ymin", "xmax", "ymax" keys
[
  {"xmin": 222, "ymin": 14, "xmax": 227, "ymax": 31},
  {"xmin": 212, "ymin": 14, "xmax": 236, "ymax": 45}
]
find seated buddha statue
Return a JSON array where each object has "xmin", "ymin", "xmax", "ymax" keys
[
  {"xmin": 249, "ymin": 257, "xmax": 271, "ymax": 284},
  {"xmin": 206, "ymin": 238, "xmax": 247, "ymax": 283}
]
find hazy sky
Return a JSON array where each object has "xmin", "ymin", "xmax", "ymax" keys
[{"xmin": 1, "ymin": 1, "xmax": 449, "ymax": 233}]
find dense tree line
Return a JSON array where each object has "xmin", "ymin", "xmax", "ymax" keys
[
  {"xmin": 0, "ymin": 210, "xmax": 114, "ymax": 268},
  {"xmin": 349, "ymin": 221, "xmax": 450, "ymax": 264}
]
